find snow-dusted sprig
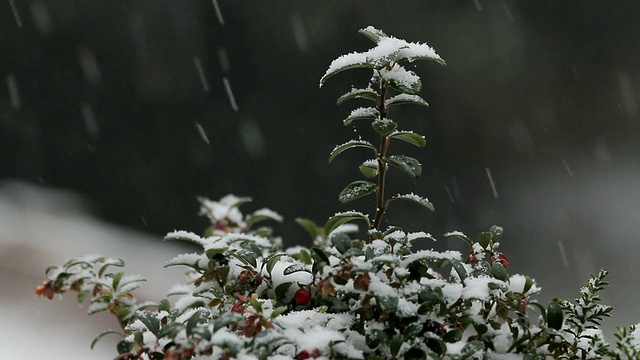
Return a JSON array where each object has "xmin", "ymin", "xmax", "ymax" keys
[{"xmin": 319, "ymin": 26, "xmax": 445, "ymax": 237}]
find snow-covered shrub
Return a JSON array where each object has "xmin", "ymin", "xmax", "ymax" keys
[{"xmin": 37, "ymin": 27, "xmax": 640, "ymax": 360}]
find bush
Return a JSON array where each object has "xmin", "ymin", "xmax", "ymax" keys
[{"xmin": 37, "ymin": 26, "xmax": 640, "ymax": 360}]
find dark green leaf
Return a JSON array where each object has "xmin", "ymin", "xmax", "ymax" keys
[
  {"xmin": 460, "ymin": 340, "xmax": 485, "ymax": 358},
  {"xmin": 443, "ymin": 329, "xmax": 462, "ymax": 343},
  {"xmin": 358, "ymin": 26, "xmax": 389, "ymax": 44},
  {"xmin": 329, "ymin": 140, "xmax": 376, "ymax": 163},
  {"xmin": 492, "ymin": 262, "xmax": 509, "ymax": 282},
  {"xmin": 312, "ymin": 247, "xmax": 331, "ymax": 264},
  {"xmin": 389, "ymin": 131, "xmax": 426, "ymax": 147},
  {"xmin": 320, "ymin": 62, "xmax": 376, "ymax": 86},
  {"xmin": 324, "ymin": 212, "xmax": 370, "ymax": 236},
  {"xmin": 547, "ymin": 300, "xmax": 564, "ymax": 330},
  {"xmin": 186, "ymin": 309, "xmax": 208, "ymax": 337},
  {"xmin": 388, "ymin": 193, "xmax": 434, "ymax": 211},
  {"xmin": 295, "ymin": 218, "xmax": 322, "ymax": 240},
  {"xmin": 490, "ymin": 225, "xmax": 504, "ymax": 242},
  {"xmin": 157, "ymin": 322, "xmax": 184, "ymax": 338},
  {"xmin": 283, "ymin": 264, "xmax": 311, "ymax": 276},
  {"xmin": 337, "ymin": 88, "xmax": 378, "ymax": 105},
  {"xmin": 403, "ymin": 347, "xmax": 427, "ymax": 360},
  {"xmin": 117, "ymin": 340, "xmax": 132, "ymax": 354},
  {"xmin": 112, "ymin": 271, "xmax": 124, "ymax": 291},
  {"xmin": 443, "ymin": 231, "xmax": 472, "ymax": 247},
  {"xmin": 91, "ymin": 330, "xmax": 122, "ymax": 350},
  {"xmin": 385, "ymin": 94, "xmax": 429, "ymax": 107},
  {"xmin": 331, "ymin": 232, "xmax": 352, "ymax": 254},
  {"xmin": 386, "ymin": 70, "xmax": 422, "ymax": 94},
  {"xmin": 383, "ymin": 155, "xmax": 422, "ymax": 177},
  {"xmin": 270, "ymin": 306, "xmax": 288, "ymax": 319},
  {"xmin": 77, "ymin": 290, "xmax": 90, "ymax": 303},
  {"xmin": 359, "ymin": 161, "xmax": 379, "ymax": 178},
  {"xmin": 390, "ymin": 334, "xmax": 404, "ymax": 357},
  {"xmin": 523, "ymin": 276, "xmax": 535, "ymax": 294},
  {"xmin": 450, "ymin": 258, "xmax": 468, "ymax": 281},
  {"xmin": 138, "ymin": 312, "xmax": 160, "ymax": 335},
  {"xmin": 377, "ymin": 294, "xmax": 398, "ymax": 311},
  {"xmin": 246, "ymin": 209, "xmax": 283, "ymax": 228},
  {"xmin": 372, "ymin": 118, "xmax": 398, "ymax": 136},
  {"xmin": 266, "ymin": 254, "xmax": 284, "ymax": 275},
  {"xmin": 343, "ymin": 107, "xmax": 379, "ymax": 126},
  {"xmin": 275, "ymin": 282, "xmax": 293, "ymax": 299},
  {"xmin": 477, "ymin": 232, "xmax": 492, "ymax": 249},
  {"xmin": 157, "ymin": 299, "xmax": 171, "ymax": 312},
  {"xmin": 338, "ymin": 180, "xmax": 377, "ymax": 204}
]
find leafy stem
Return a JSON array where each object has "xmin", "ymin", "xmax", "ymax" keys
[{"xmin": 373, "ymin": 76, "xmax": 390, "ymax": 231}]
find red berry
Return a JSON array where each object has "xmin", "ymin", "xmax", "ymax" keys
[{"xmin": 294, "ymin": 287, "xmax": 312, "ymax": 305}]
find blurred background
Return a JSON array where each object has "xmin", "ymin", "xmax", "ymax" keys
[{"xmin": 2, "ymin": 0, "xmax": 640, "ymax": 358}]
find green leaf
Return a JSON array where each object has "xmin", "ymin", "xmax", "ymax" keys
[
  {"xmin": 270, "ymin": 306, "xmax": 288, "ymax": 319},
  {"xmin": 383, "ymin": 155, "xmax": 422, "ymax": 177},
  {"xmin": 246, "ymin": 209, "xmax": 283, "ymax": 228},
  {"xmin": 377, "ymin": 294, "xmax": 399, "ymax": 311},
  {"xmin": 450, "ymin": 258, "xmax": 468, "ymax": 281},
  {"xmin": 91, "ymin": 330, "xmax": 122, "ymax": 350},
  {"xmin": 77, "ymin": 290, "xmax": 90, "ymax": 303},
  {"xmin": 329, "ymin": 140, "xmax": 376, "ymax": 163},
  {"xmin": 547, "ymin": 300, "xmax": 564, "ymax": 330},
  {"xmin": 385, "ymin": 69, "xmax": 422, "ymax": 95},
  {"xmin": 186, "ymin": 309, "xmax": 208, "ymax": 337},
  {"xmin": 312, "ymin": 247, "xmax": 331, "ymax": 264},
  {"xmin": 443, "ymin": 231, "xmax": 472, "ymax": 247},
  {"xmin": 324, "ymin": 211, "xmax": 370, "ymax": 235},
  {"xmin": 283, "ymin": 263, "xmax": 311, "ymax": 276},
  {"xmin": 331, "ymin": 232, "xmax": 352, "ymax": 254},
  {"xmin": 443, "ymin": 329, "xmax": 462, "ymax": 343},
  {"xmin": 390, "ymin": 334, "xmax": 404, "ymax": 357},
  {"xmin": 295, "ymin": 218, "xmax": 322, "ymax": 240},
  {"xmin": 320, "ymin": 62, "xmax": 376, "ymax": 86},
  {"xmin": 157, "ymin": 322, "xmax": 185, "ymax": 338},
  {"xmin": 388, "ymin": 193, "xmax": 434, "ymax": 211},
  {"xmin": 477, "ymin": 232, "xmax": 492, "ymax": 249},
  {"xmin": 214, "ymin": 313, "xmax": 242, "ymax": 332},
  {"xmin": 385, "ymin": 94, "xmax": 429, "ymax": 107},
  {"xmin": 358, "ymin": 26, "xmax": 389, "ymax": 44},
  {"xmin": 138, "ymin": 312, "xmax": 160, "ymax": 335},
  {"xmin": 359, "ymin": 160, "xmax": 378, "ymax": 178},
  {"xmin": 403, "ymin": 347, "xmax": 427, "ymax": 360},
  {"xmin": 111, "ymin": 271, "xmax": 124, "ymax": 291},
  {"xmin": 338, "ymin": 180, "xmax": 377, "ymax": 204},
  {"xmin": 158, "ymin": 299, "xmax": 171, "ymax": 312},
  {"xmin": 117, "ymin": 340, "xmax": 132, "ymax": 354},
  {"xmin": 490, "ymin": 225, "xmax": 504, "ymax": 242},
  {"xmin": 491, "ymin": 262, "xmax": 509, "ymax": 282},
  {"xmin": 275, "ymin": 282, "xmax": 293, "ymax": 299},
  {"xmin": 523, "ymin": 276, "xmax": 535, "ymax": 294},
  {"xmin": 343, "ymin": 107, "xmax": 379, "ymax": 125},
  {"xmin": 266, "ymin": 254, "xmax": 284, "ymax": 275},
  {"xmin": 372, "ymin": 119, "xmax": 398, "ymax": 136},
  {"xmin": 460, "ymin": 340, "xmax": 485, "ymax": 358},
  {"xmin": 337, "ymin": 88, "xmax": 378, "ymax": 105},
  {"xmin": 389, "ymin": 131, "xmax": 426, "ymax": 147}
]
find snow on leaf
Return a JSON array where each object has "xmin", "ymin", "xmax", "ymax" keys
[
  {"xmin": 338, "ymin": 180, "xmax": 377, "ymax": 204},
  {"xmin": 165, "ymin": 253, "xmax": 203, "ymax": 268},
  {"xmin": 343, "ymin": 107, "xmax": 379, "ymax": 126},
  {"xmin": 336, "ymin": 87, "xmax": 377, "ymax": 105},
  {"xmin": 330, "ymin": 140, "xmax": 376, "ymax": 162},
  {"xmin": 390, "ymin": 193, "xmax": 434, "ymax": 211},
  {"xmin": 389, "ymin": 130, "xmax": 426, "ymax": 148},
  {"xmin": 164, "ymin": 231, "xmax": 208, "ymax": 247},
  {"xmin": 407, "ymin": 231, "xmax": 436, "ymax": 242},
  {"xmin": 378, "ymin": 64, "xmax": 421, "ymax": 94},
  {"xmin": 385, "ymin": 93, "xmax": 429, "ymax": 107}
]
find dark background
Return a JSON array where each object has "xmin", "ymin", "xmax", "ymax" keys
[{"xmin": 2, "ymin": 0, "xmax": 640, "ymax": 330}]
